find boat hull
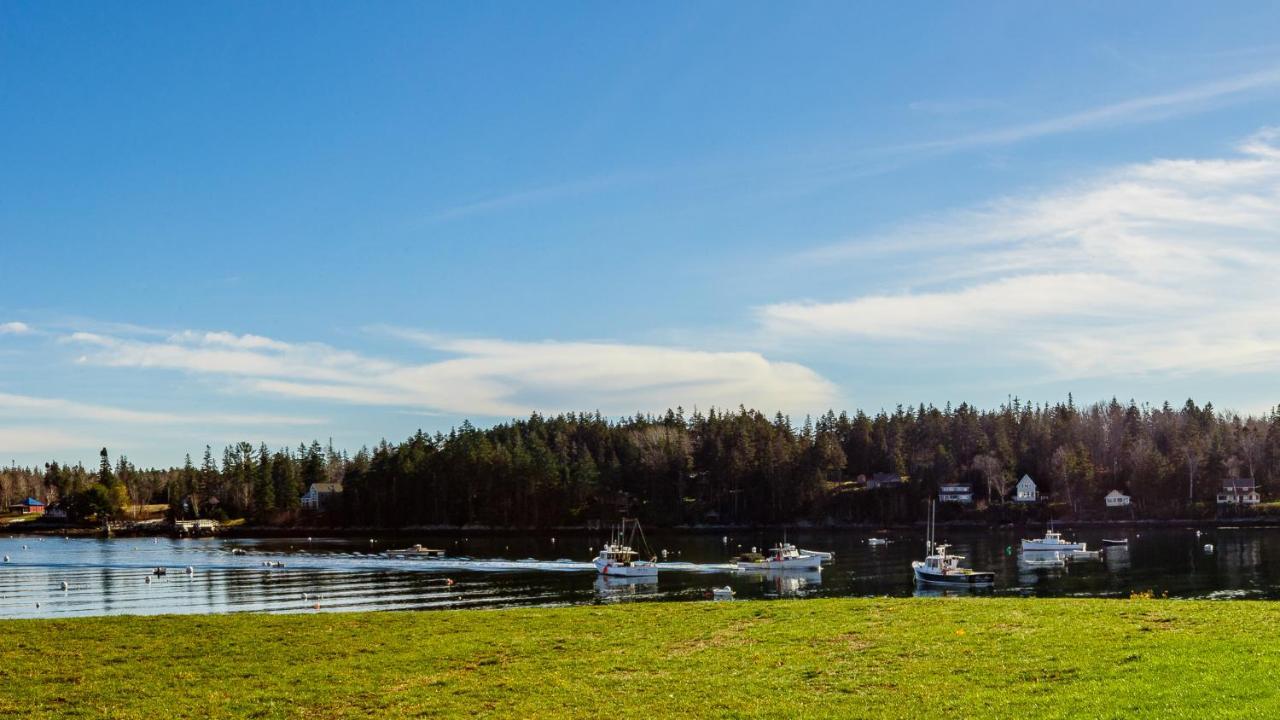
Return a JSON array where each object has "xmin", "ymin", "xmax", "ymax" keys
[
  {"xmin": 595, "ymin": 559, "xmax": 658, "ymax": 577},
  {"xmin": 912, "ymin": 563, "xmax": 995, "ymax": 586},
  {"xmin": 738, "ymin": 556, "xmax": 823, "ymax": 572},
  {"xmin": 1021, "ymin": 540, "xmax": 1087, "ymax": 551}
]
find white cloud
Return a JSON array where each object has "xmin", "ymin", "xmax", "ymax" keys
[
  {"xmin": 0, "ymin": 427, "xmax": 88, "ymax": 453},
  {"xmin": 66, "ymin": 329, "xmax": 837, "ymax": 418},
  {"xmin": 0, "ymin": 321, "xmax": 31, "ymax": 335},
  {"xmin": 766, "ymin": 128, "xmax": 1280, "ymax": 379},
  {"xmin": 894, "ymin": 66, "xmax": 1280, "ymax": 154},
  {"xmin": 0, "ymin": 392, "xmax": 323, "ymax": 427}
]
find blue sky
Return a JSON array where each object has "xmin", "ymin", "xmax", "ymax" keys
[{"xmin": 5, "ymin": 2, "xmax": 1280, "ymax": 467}]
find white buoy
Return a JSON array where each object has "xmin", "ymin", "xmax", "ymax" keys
[
  {"xmin": 60, "ymin": 581, "xmax": 68, "ymax": 591},
  {"xmin": 145, "ymin": 576, "xmax": 151, "ymax": 584},
  {"xmin": 1204, "ymin": 544, "xmax": 1215, "ymax": 553},
  {"xmin": 3, "ymin": 555, "xmax": 8, "ymax": 562},
  {"xmin": 301, "ymin": 593, "xmax": 308, "ymax": 600},
  {"xmin": 185, "ymin": 566, "xmax": 194, "ymax": 574},
  {"xmin": 722, "ymin": 536, "xmax": 728, "ymax": 544}
]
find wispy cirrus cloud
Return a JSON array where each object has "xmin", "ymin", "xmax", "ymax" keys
[
  {"xmin": 891, "ymin": 66, "xmax": 1280, "ymax": 154},
  {"xmin": 763, "ymin": 127, "xmax": 1280, "ymax": 379},
  {"xmin": 0, "ymin": 427, "xmax": 89, "ymax": 453},
  {"xmin": 0, "ymin": 392, "xmax": 323, "ymax": 427},
  {"xmin": 66, "ymin": 327, "xmax": 837, "ymax": 418}
]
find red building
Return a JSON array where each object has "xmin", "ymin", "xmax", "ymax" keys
[{"xmin": 9, "ymin": 498, "xmax": 45, "ymax": 515}]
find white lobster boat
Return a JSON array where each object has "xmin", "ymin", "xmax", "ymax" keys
[
  {"xmin": 1021, "ymin": 530, "xmax": 1087, "ymax": 552},
  {"xmin": 593, "ymin": 519, "xmax": 659, "ymax": 577},
  {"xmin": 736, "ymin": 542, "xmax": 824, "ymax": 571}
]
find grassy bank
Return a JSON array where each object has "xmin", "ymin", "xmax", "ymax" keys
[{"xmin": 2, "ymin": 598, "xmax": 1278, "ymax": 719}]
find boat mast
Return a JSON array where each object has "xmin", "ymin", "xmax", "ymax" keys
[{"xmin": 926, "ymin": 500, "xmax": 935, "ymax": 555}]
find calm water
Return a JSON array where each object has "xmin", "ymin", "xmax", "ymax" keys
[{"xmin": 0, "ymin": 526, "xmax": 1274, "ymax": 617}]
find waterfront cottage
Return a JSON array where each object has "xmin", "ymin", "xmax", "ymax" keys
[
  {"xmin": 1217, "ymin": 478, "xmax": 1260, "ymax": 505},
  {"xmin": 1104, "ymin": 490, "xmax": 1131, "ymax": 508},
  {"xmin": 301, "ymin": 483, "xmax": 344, "ymax": 511},
  {"xmin": 9, "ymin": 497, "xmax": 45, "ymax": 515},
  {"xmin": 1013, "ymin": 475, "xmax": 1038, "ymax": 503},
  {"xmin": 938, "ymin": 483, "xmax": 973, "ymax": 504}
]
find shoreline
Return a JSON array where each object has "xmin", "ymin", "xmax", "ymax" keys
[{"xmin": 8, "ymin": 514, "xmax": 1280, "ymax": 539}]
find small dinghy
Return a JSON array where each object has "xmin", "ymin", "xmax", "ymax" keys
[
  {"xmin": 711, "ymin": 586, "xmax": 735, "ymax": 601},
  {"xmin": 1101, "ymin": 538, "xmax": 1129, "ymax": 546},
  {"xmin": 867, "ymin": 537, "xmax": 890, "ymax": 547}
]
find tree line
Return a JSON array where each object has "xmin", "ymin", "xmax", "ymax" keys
[{"xmin": 4, "ymin": 397, "xmax": 1279, "ymax": 527}]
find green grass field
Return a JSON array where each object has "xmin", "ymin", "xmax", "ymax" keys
[{"xmin": 2, "ymin": 598, "xmax": 1278, "ymax": 719}]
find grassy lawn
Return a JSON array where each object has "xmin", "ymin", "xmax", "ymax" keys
[{"xmin": 1, "ymin": 598, "xmax": 1278, "ymax": 719}]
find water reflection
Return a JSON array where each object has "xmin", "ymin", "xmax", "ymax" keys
[
  {"xmin": 747, "ymin": 569, "xmax": 823, "ymax": 598},
  {"xmin": 594, "ymin": 575, "xmax": 658, "ymax": 602},
  {"xmin": 4, "ymin": 527, "xmax": 1280, "ymax": 616}
]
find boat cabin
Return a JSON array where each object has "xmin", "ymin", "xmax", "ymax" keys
[{"xmin": 939, "ymin": 483, "xmax": 973, "ymax": 504}]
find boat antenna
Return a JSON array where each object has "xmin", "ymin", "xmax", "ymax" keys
[{"xmin": 926, "ymin": 500, "xmax": 935, "ymax": 555}]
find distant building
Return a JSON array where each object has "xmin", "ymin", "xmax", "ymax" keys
[
  {"xmin": 1217, "ymin": 478, "xmax": 1260, "ymax": 505},
  {"xmin": 8, "ymin": 497, "xmax": 45, "ymax": 515},
  {"xmin": 43, "ymin": 503, "xmax": 68, "ymax": 520},
  {"xmin": 938, "ymin": 483, "xmax": 973, "ymax": 504},
  {"xmin": 867, "ymin": 473, "xmax": 905, "ymax": 490},
  {"xmin": 1013, "ymin": 475, "xmax": 1038, "ymax": 503},
  {"xmin": 1104, "ymin": 490, "xmax": 1131, "ymax": 508},
  {"xmin": 301, "ymin": 483, "xmax": 343, "ymax": 511}
]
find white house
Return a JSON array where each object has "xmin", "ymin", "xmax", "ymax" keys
[
  {"xmin": 938, "ymin": 483, "xmax": 973, "ymax": 504},
  {"xmin": 1104, "ymin": 490, "xmax": 1131, "ymax": 508},
  {"xmin": 1217, "ymin": 478, "xmax": 1260, "ymax": 505},
  {"xmin": 1013, "ymin": 474, "xmax": 1038, "ymax": 503},
  {"xmin": 301, "ymin": 482, "xmax": 343, "ymax": 511}
]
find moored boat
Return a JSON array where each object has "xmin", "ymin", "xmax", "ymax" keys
[
  {"xmin": 913, "ymin": 545, "xmax": 996, "ymax": 586},
  {"xmin": 736, "ymin": 542, "xmax": 823, "ymax": 571},
  {"xmin": 385, "ymin": 544, "xmax": 447, "ymax": 558},
  {"xmin": 593, "ymin": 519, "xmax": 659, "ymax": 577},
  {"xmin": 912, "ymin": 501, "xmax": 994, "ymax": 587},
  {"xmin": 1021, "ymin": 530, "xmax": 1087, "ymax": 552}
]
